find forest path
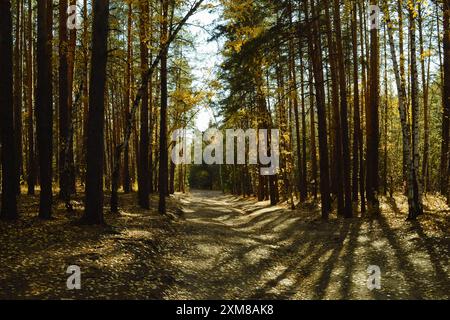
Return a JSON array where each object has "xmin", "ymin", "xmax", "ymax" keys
[
  {"xmin": 0, "ymin": 191, "xmax": 448, "ymax": 299},
  {"xmin": 158, "ymin": 190, "xmax": 450, "ymax": 299}
]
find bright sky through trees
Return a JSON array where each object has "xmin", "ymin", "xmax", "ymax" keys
[{"xmin": 189, "ymin": 0, "xmax": 223, "ymax": 131}]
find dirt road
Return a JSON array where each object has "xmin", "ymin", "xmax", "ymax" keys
[
  {"xmin": 0, "ymin": 190, "xmax": 448, "ymax": 299},
  {"xmin": 159, "ymin": 190, "xmax": 449, "ymax": 299}
]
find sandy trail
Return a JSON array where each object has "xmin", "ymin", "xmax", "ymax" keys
[
  {"xmin": 159, "ymin": 190, "xmax": 449, "ymax": 299},
  {"xmin": 0, "ymin": 190, "xmax": 448, "ymax": 299}
]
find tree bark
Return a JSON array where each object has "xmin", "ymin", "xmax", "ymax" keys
[
  {"xmin": 14, "ymin": 0, "xmax": 23, "ymax": 195},
  {"xmin": 308, "ymin": 0, "xmax": 331, "ymax": 219},
  {"xmin": 384, "ymin": 0, "xmax": 423, "ymax": 219},
  {"xmin": 366, "ymin": 0, "xmax": 380, "ymax": 215},
  {"xmin": 325, "ymin": 3, "xmax": 344, "ymax": 216},
  {"xmin": 443, "ymin": 0, "xmax": 450, "ymax": 198},
  {"xmin": 0, "ymin": 0, "xmax": 19, "ymax": 220},
  {"xmin": 351, "ymin": 2, "xmax": 363, "ymax": 209},
  {"xmin": 83, "ymin": 0, "xmax": 110, "ymax": 224},
  {"xmin": 123, "ymin": 2, "xmax": 132, "ymax": 194},
  {"xmin": 36, "ymin": 0, "xmax": 53, "ymax": 219},
  {"xmin": 59, "ymin": 0, "xmax": 70, "ymax": 200},
  {"xmin": 138, "ymin": 0, "xmax": 150, "ymax": 209},
  {"xmin": 408, "ymin": 0, "xmax": 424, "ymax": 218},
  {"xmin": 159, "ymin": 0, "xmax": 169, "ymax": 214},
  {"xmin": 26, "ymin": 0, "xmax": 36, "ymax": 195},
  {"xmin": 290, "ymin": 0, "xmax": 306, "ymax": 202},
  {"xmin": 332, "ymin": 0, "xmax": 352, "ymax": 217}
]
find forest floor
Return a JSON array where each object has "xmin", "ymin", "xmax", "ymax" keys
[{"xmin": 0, "ymin": 189, "xmax": 449, "ymax": 300}]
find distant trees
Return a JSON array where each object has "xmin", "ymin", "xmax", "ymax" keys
[
  {"xmin": 384, "ymin": 0, "xmax": 423, "ymax": 219},
  {"xmin": 216, "ymin": 0, "xmax": 450, "ymax": 220},
  {"xmin": 1, "ymin": 0, "xmax": 449, "ymax": 223}
]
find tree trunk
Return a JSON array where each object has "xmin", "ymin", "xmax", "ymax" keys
[
  {"xmin": 14, "ymin": 0, "xmax": 23, "ymax": 195},
  {"xmin": 36, "ymin": 0, "xmax": 53, "ymax": 219},
  {"xmin": 308, "ymin": 0, "xmax": 331, "ymax": 219},
  {"xmin": 443, "ymin": 0, "xmax": 450, "ymax": 198},
  {"xmin": 123, "ymin": 2, "xmax": 132, "ymax": 194},
  {"xmin": 290, "ymin": 0, "xmax": 306, "ymax": 202},
  {"xmin": 418, "ymin": 4, "xmax": 430, "ymax": 192},
  {"xmin": 81, "ymin": 0, "xmax": 89, "ymax": 186},
  {"xmin": 59, "ymin": 0, "xmax": 70, "ymax": 200},
  {"xmin": 366, "ymin": 0, "xmax": 380, "ymax": 215},
  {"xmin": 325, "ymin": 3, "xmax": 344, "ymax": 216},
  {"xmin": 383, "ymin": 25, "xmax": 389, "ymax": 195},
  {"xmin": 408, "ymin": 1, "xmax": 424, "ymax": 218},
  {"xmin": 351, "ymin": 2, "xmax": 363, "ymax": 209},
  {"xmin": 0, "ymin": 0, "xmax": 18, "ymax": 220},
  {"xmin": 159, "ymin": 0, "xmax": 169, "ymax": 214},
  {"xmin": 138, "ymin": 0, "xmax": 150, "ymax": 209},
  {"xmin": 67, "ymin": 0, "xmax": 77, "ymax": 193},
  {"xmin": 83, "ymin": 0, "xmax": 110, "ymax": 224},
  {"xmin": 26, "ymin": 0, "xmax": 36, "ymax": 195},
  {"xmin": 384, "ymin": 1, "xmax": 423, "ymax": 219},
  {"xmin": 309, "ymin": 63, "xmax": 318, "ymax": 200},
  {"xmin": 333, "ymin": 0, "xmax": 352, "ymax": 217}
]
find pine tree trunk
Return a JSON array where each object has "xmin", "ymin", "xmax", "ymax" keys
[
  {"xmin": 325, "ymin": 3, "xmax": 344, "ymax": 216},
  {"xmin": 14, "ymin": 0, "xmax": 23, "ymax": 195},
  {"xmin": 36, "ymin": 0, "xmax": 53, "ymax": 219},
  {"xmin": 440, "ymin": 0, "xmax": 450, "ymax": 199},
  {"xmin": 122, "ymin": 2, "xmax": 132, "ymax": 194},
  {"xmin": 351, "ymin": 2, "xmax": 361, "ymax": 206},
  {"xmin": 418, "ymin": 5, "xmax": 429, "ymax": 192},
  {"xmin": 83, "ymin": 0, "xmax": 110, "ymax": 224},
  {"xmin": 333, "ymin": 0, "xmax": 352, "ymax": 217},
  {"xmin": 300, "ymin": 54, "xmax": 308, "ymax": 200},
  {"xmin": 289, "ymin": 0, "xmax": 306, "ymax": 202},
  {"xmin": 138, "ymin": 0, "xmax": 150, "ymax": 209},
  {"xmin": 383, "ymin": 26, "xmax": 389, "ymax": 195},
  {"xmin": 26, "ymin": 0, "xmax": 36, "ymax": 195},
  {"xmin": 308, "ymin": 0, "xmax": 331, "ymax": 219},
  {"xmin": 67, "ymin": 0, "xmax": 77, "ymax": 193},
  {"xmin": 81, "ymin": 0, "xmax": 89, "ymax": 187},
  {"xmin": 366, "ymin": 0, "xmax": 380, "ymax": 215},
  {"xmin": 309, "ymin": 64, "xmax": 318, "ymax": 200},
  {"xmin": 159, "ymin": 0, "xmax": 169, "ymax": 214},
  {"xmin": 409, "ymin": 1, "xmax": 424, "ymax": 219},
  {"xmin": 59, "ymin": 0, "xmax": 70, "ymax": 200},
  {"xmin": 443, "ymin": 0, "xmax": 450, "ymax": 201},
  {"xmin": 0, "ymin": 0, "xmax": 18, "ymax": 220},
  {"xmin": 358, "ymin": 0, "xmax": 367, "ymax": 213}
]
